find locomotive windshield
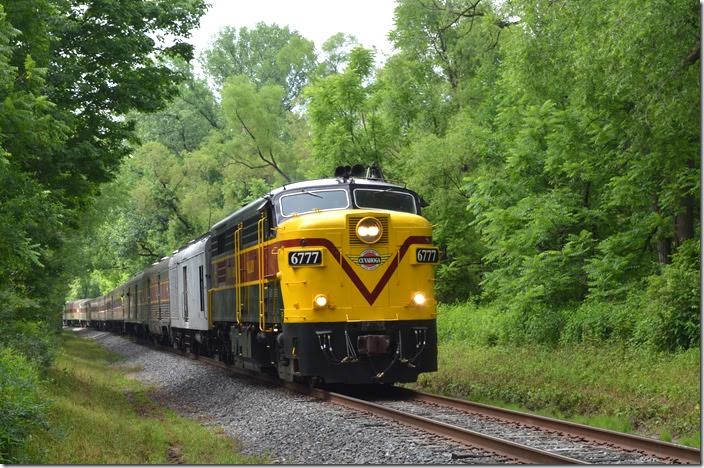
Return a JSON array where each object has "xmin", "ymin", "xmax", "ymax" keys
[
  {"xmin": 353, "ymin": 188, "xmax": 417, "ymax": 214},
  {"xmin": 276, "ymin": 183, "xmax": 421, "ymax": 220},
  {"xmin": 279, "ymin": 189, "xmax": 350, "ymax": 217}
]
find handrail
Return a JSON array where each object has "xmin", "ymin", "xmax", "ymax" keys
[
  {"xmin": 234, "ymin": 223, "xmax": 243, "ymax": 325},
  {"xmin": 257, "ymin": 213, "xmax": 272, "ymax": 332},
  {"xmin": 207, "ymin": 288, "xmax": 213, "ymax": 328}
]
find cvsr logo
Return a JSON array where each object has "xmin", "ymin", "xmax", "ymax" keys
[{"xmin": 348, "ymin": 249, "xmax": 390, "ymax": 271}]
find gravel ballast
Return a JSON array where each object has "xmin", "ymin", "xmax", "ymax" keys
[
  {"xmin": 75, "ymin": 329, "xmax": 508, "ymax": 464},
  {"xmin": 379, "ymin": 400, "xmax": 666, "ymax": 464}
]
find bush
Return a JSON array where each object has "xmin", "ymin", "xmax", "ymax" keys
[
  {"xmin": 438, "ymin": 237, "xmax": 699, "ymax": 351},
  {"xmin": 561, "ymin": 301, "xmax": 639, "ymax": 345},
  {"xmin": 638, "ymin": 239, "xmax": 700, "ymax": 351},
  {"xmin": 500, "ymin": 301, "xmax": 566, "ymax": 346},
  {"xmin": 0, "ymin": 347, "xmax": 46, "ymax": 463},
  {"xmin": 436, "ymin": 302, "xmax": 513, "ymax": 346},
  {"xmin": 0, "ymin": 320, "xmax": 57, "ymax": 370},
  {"xmin": 437, "ymin": 301, "xmax": 568, "ymax": 347}
]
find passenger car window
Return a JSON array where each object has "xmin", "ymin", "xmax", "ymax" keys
[
  {"xmin": 279, "ymin": 189, "xmax": 350, "ymax": 217},
  {"xmin": 353, "ymin": 188, "xmax": 417, "ymax": 214}
]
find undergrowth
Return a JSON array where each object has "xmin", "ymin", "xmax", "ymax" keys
[{"xmin": 26, "ymin": 332, "xmax": 263, "ymax": 464}]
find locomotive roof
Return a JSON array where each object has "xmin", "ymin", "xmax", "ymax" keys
[
  {"xmin": 268, "ymin": 177, "xmax": 405, "ymax": 195},
  {"xmin": 209, "ymin": 177, "xmax": 406, "ymax": 233}
]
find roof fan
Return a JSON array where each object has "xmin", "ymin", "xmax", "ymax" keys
[
  {"xmin": 334, "ymin": 166, "xmax": 347, "ymax": 179},
  {"xmin": 366, "ymin": 164, "xmax": 385, "ymax": 181},
  {"xmin": 350, "ymin": 164, "xmax": 365, "ymax": 178}
]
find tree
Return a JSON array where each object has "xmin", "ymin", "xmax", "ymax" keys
[
  {"xmin": 463, "ymin": 0, "xmax": 699, "ymax": 314},
  {"xmin": 376, "ymin": 0, "xmax": 507, "ymax": 301},
  {"xmin": 136, "ymin": 59, "xmax": 223, "ymax": 155},
  {"xmin": 306, "ymin": 47, "xmax": 396, "ymax": 173},
  {"xmin": 316, "ymin": 32, "xmax": 359, "ymax": 76},
  {"xmin": 0, "ymin": 3, "xmax": 68, "ymax": 321},
  {"xmin": 202, "ymin": 23, "xmax": 316, "ymax": 109},
  {"xmin": 0, "ymin": 0, "xmax": 207, "ymax": 323},
  {"xmin": 4, "ymin": 0, "xmax": 207, "ymax": 208},
  {"xmin": 221, "ymin": 75, "xmax": 297, "ymax": 183}
]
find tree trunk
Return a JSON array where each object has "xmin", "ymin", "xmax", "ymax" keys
[
  {"xmin": 652, "ymin": 196, "xmax": 673, "ymax": 264},
  {"xmin": 675, "ymin": 194, "xmax": 694, "ymax": 245},
  {"xmin": 658, "ymin": 238, "xmax": 672, "ymax": 264}
]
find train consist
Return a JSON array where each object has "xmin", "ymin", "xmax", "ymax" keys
[{"xmin": 65, "ymin": 167, "xmax": 439, "ymax": 384}]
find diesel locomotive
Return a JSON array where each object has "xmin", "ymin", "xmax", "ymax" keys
[{"xmin": 65, "ymin": 167, "xmax": 439, "ymax": 384}]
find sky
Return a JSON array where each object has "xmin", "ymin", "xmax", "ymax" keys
[{"xmin": 190, "ymin": 0, "xmax": 398, "ymax": 65}]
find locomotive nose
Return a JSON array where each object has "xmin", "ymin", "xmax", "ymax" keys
[{"xmin": 276, "ymin": 209, "xmax": 437, "ymax": 322}]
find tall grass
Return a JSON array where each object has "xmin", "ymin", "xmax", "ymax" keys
[
  {"xmin": 0, "ymin": 348, "xmax": 46, "ymax": 463},
  {"xmin": 0, "ymin": 319, "xmax": 58, "ymax": 463},
  {"xmin": 26, "ymin": 332, "xmax": 263, "ymax": 464}
]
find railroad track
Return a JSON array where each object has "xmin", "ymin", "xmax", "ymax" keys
[
  {"xmin": 391, "ymin": 388, "xmax": 700, "ymax": 464},
  {"xmin": 135, "ymin": 336, "xmax": 699, "ymax": 464},
  {"xmin": 301, "ymin": 385, "xmax": 584, "ymax": 464}
]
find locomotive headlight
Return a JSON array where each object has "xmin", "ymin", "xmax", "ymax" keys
[
  {"xmin": 313, "ymin": 294, "xmax": 329, "ymax": 309},
  {"xmin": 355, "ymin": 217, "xmax": 383, "ymax": 244},
  {"xmin": 412, "ymin": 292, "xmax": 427, "ymax": 306}
]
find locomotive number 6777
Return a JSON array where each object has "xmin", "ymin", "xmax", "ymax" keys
[{"xmin": 65, "ymin": 166, "xmax": 439, "ymax": 385}]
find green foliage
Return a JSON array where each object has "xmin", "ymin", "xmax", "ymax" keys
[
  {"xmin": 436, "ymin": 302, "xmax": 509, "ymax": 347},
  {"xmin": 640, "ymin": 239, "xmax": 701, "ymax": 351},
  {"xmin": 5, "ymin": 0, "xmax": 208, "ymax": 201},
  {"xmin": 439, "ymin": 279, "xmax": 700, "ymax": 353},
  {"xmin": 202, "ymin": 22, "xmax": 316, "ymax": 108},
  {"xmin": 221, "ymin": 75, "xmax": 297, "ymax": 182},
  {"xmin": 561, "ymin": 301, "xmax": 640, "ymax": 346},
  {"xmin": 317, "ymin": 33, "xmax": 359, "ymax": 76},
  {"xmin": 0, "ymin": 2, "xmax": 70, "ymax": 321},
  {"xmin": 0, "ymin": 321, "xmax": 57, "ymax": 370},
  {"xmin": 399, "ymin": 112, "xmax": 495, "ymax": 302},
  {"xmin": 306, "ymin": 46, "xmax": 396, "ymax": 172},
  {"xmin": 451, "ymin": 0, "xmax": 699, "ymax": 333},
  {"xmin": 0, "ymin": 0, "xmax": 207, "ymax": 318},
  {"xmin": 0, "ymin": 347, "xmax": 45, "ymax": 463},
  {"xmin": 136, "ymin": 59, "xmax": 222, "ymax": 155}
]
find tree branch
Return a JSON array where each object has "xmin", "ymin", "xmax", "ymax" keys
[
  {"xmin": 136, "ymin": 240, "xmax": 159, "ymax": 259},
  {"xmin": 158, "ymin": 180, "xmax": 195, "ymax": 233},
  {"xmin": 181, "ymin": 94, "xmax": 222, "ymax": 129},
  {"xmin": 223, "ymin": 159, "xmax": 271, "ymax": 170},
  {"xmin": 234, "ymin": 109, "xmax": 293, "ymax": 182}
]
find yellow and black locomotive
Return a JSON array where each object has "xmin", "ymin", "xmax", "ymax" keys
[{"xmin": 66, "ymin": 167, "xmax": 438, "ymax": 385}]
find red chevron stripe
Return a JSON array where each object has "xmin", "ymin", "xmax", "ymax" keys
[{"xmin": 276, "ymin": 236, "xmax": 431, "ymax": 305}]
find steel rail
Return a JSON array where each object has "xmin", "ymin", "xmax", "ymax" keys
[
  {"xmin": 295, "ymin": 385, "xmax": 586, "ymax": 465},
  {"xmin": 397, "ymin": 388, "xmax": 700, "ymax": 464}
]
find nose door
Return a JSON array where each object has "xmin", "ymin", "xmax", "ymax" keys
[{"xmin": 345, "ymin": 213, "xmax": 394, "ymax": 321}]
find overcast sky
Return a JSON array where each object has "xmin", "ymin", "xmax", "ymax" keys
[{"xmin": 190, "ymin": 0, "xmax": 398, "ymax": 65}]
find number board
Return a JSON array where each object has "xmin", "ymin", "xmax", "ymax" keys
[
  {"xmin": 415, "ymin": 248, "xmax": 439, "ymax": 264},
  {"xmin": 288, "ymin": 250, "xmax": 323, "ymax": 266}
]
